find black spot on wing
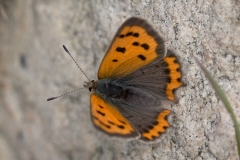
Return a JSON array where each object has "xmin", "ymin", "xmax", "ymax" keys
[
  {"xmin": 118, "ymin": 119, "xmax": 126, "ymax": 124},
  {"xmin": 93, "ymin": 116, "xmax": 111, "ymax": 128},
  {"xmin": 126, "ymin": 32, "xmax": 133, "ymax": 36},
  {"xmin": 163, "ymin": 126, "xmax": 168, "ymax": 129},
  {"xmin": 116, "ymin": 47, "xmax": 126, "ymax": 53},
  {"xmin": 138, "ymin": 54, "xmax": 146, "ymax": 61},
  {"xmin": 117, "ymin": 125, "xmax": 125, "ymax": 129},
  {"xmin": 153, "ymin": 121, "xmax": 158, "ymax": 126},
  {"xmin": 172, "ymin": 88, "xmax": 176, "ymax": 94},
  {"xmin": 97, "ymin": 110, "xmax": 105, "ymax": 116},
  {"xmin": 157, "ymin": 131, "xmax": 163, "ymax": 135},
  {"xmin": 107, "ymin": 120, "xmax": 125, "ymax": 129},
  {"xmin": 164, "ymin": 68, "xmax": 170, "ymax": 74},
  {"xmin": 140, "ymin": 43, "xmax": 149, "ymax": 50},
  {"xmin": 108, "ymin": 121, "xmax": 115, "ymax": 125},
  {"xmin": 133, "ymin": 33, "xmax": 139, "ymax": 37},
  {"xmin": 164, "ymin": 114, "xmax": 168, "ymax": 120},
  {"xmin": 100, "ymin": 122, "xmax": 111, "ymax": 129},
  {"xmin": 112, "ymin": 59, "xmax": 118, "ymax": 62},
  {"xmin": 119, "ymin": 34, "xmax": 124, "ymax": 38},
  {"xmin": 98, "ymin": 105, "xmax": 104, "ymax": 108},
  {"xmin": 132, "ymin": 42, "xmax": 140, "ymax": 46},
  {"xmin": 147, "ymin": 125, "xmax": 154, "ymax": 130}
]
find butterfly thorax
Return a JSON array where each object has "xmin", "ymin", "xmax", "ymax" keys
[{"xmin": 95, "ymin": 79, "xmax": 124, "ymax": 99}]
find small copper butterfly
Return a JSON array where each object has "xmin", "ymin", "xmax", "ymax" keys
[{"xmin": 48, "ymin": 17, "xmax": 182, "ymax": 141}]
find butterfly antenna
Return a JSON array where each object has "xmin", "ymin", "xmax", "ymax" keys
[
  {"xmin": 47, "ymin": 87, "xmax": 85, "ymax": 101},
  {"xmin": 62, "ymin": 45, "xmax": 90, "ymax": 81}
]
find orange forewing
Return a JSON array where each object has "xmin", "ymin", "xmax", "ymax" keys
[
  {"xmin": 90, "ymin": 94, "xmax": 138, "ymax": 137},
  {"xmin": 98, "ymin": 17, "xmax": 165, "ymax": 79}
]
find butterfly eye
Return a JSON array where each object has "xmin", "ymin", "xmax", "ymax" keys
[{"xmin": 89, "ymin": 87, "xmax": 92, "ymax": 92}]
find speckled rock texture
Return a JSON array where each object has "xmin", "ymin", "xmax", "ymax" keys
[{"xmin": 0, "ymin": 0, "xmax": 239, "ymax": 160}]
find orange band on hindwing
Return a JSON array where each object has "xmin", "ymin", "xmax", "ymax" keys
[
  {"xmin": 164, "ymin": 55, "xmax": 182, "ymax": 101},
  {"xmin": 141, "ymin": 110, "xmax": 171, "ymax": 141}
]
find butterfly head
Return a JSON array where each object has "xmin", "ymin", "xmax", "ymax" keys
[{"xmin": 84, "ymin": 80, "xmax": 98, "ymax": 92}]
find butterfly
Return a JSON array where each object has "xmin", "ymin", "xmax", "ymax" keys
[{"xmin": 48, "ymin": 17, "xmax": 182, "ymax": 141}]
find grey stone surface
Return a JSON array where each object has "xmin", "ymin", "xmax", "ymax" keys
[{"xmin": 0, "ymin": 0, "xmax": 239, "ymax": 159}]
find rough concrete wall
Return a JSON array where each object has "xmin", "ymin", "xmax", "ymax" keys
[{"xmin": 0, "ymin": 0, "xmax": 239, "ymax": 160}]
